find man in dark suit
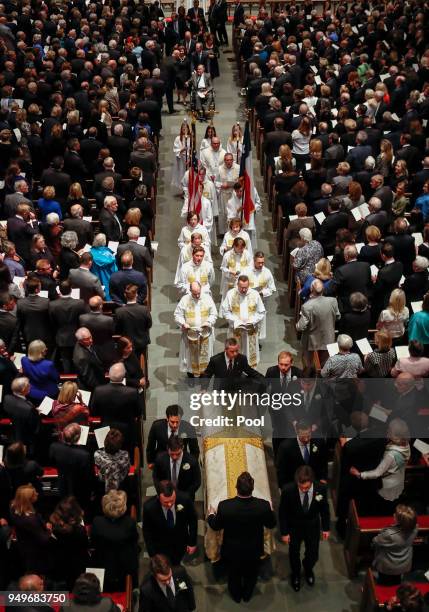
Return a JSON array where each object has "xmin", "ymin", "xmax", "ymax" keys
[
  {"xmin": 263, "ymin": 118, "xmax": 292, "ymax": 168},
  {"xmin": 63, "ymin": 205, "xmax": 94, "ymax": 249},
  {"xmin": 265, "ymin": 351, "xmax": 301, "ymax": 457},
  {"xmin": 190, "ymin": 42, "xmax": 209, "ymax": 72},
  {"xmin": 79, "ymin": 127, "xmax": 103, "ymax": 176},
  {"xmin": 139, "ymin": 554, "xmax": 196, "ymax": 612},
  {"xmin": 116, "ymin": 227, "xmax": 153, "ymax": 274},
  {"xmin": 107, "ymin": 124, "xmax": 131, "ymax": 176},
  {"xmin": 69, "ymin": 253, "xmax": 105, "ymax": 303},
  {"xmin": 40, "ymin": 157, "xmax": 71, "ymax": 206},
  {"xmin": 142, "ymin": 480, "xmax": 198, "ymax": 566},
  {"xmin": 16, "ymin": 277, "xmax": 53, "ymax": 353},
  {"xmin": 402, "ymin": 256, "xmax": 429, "ymax": 306},
  {"xmin": 90, "ymin": 362, "xmax": 140, "ymax": 452},
  {"xmin": 93, "ymin": 157, "xmax": 123, "ymax": 195},
  {"xmin": 333, "ymin": 244, "xmax": 372, "ymax": 313},
  {"xmin": 153, "ymin": 436, "xmax": 201, "ymax": 501},
  {"xmin": 207, "ymin": 471, "xmax": 276, "ymax": 603},
  {"xmin": 99, "ymin": 195, "xmax": 123, "ymax": 243},
  {"xmin": 109, "ymin": 251, "xmax": 147, "ymax": 305},
  {"xmin": 79, "ymin": 295, "xmax": 115, "ymax": 367},
  {"xmin": 63, "ymin": 138, "xmax": 88, "ymax": 183},
  {"xmin": 3, "ymin": 377, "xmax": 40, "ymax": 454},
  {"xmin": 371, "ymin": 242, "xmax": 404, "ymax": 321},
  {"xmin": 7, "ymin": 203, "xmax": 39, "ymax": 267},
  {"xmin": 345, "ymin": 130, "xmax": 372, "ymax": 172},
  {"xmin": 385, "ymin": 218, "xmax": 416, "ymax": 276},
  {"xmin": 114, "ymin": 284, "xmax": 152, "ymax": 357},
  {"xmin": 202, "ymin": 337, "xmax": 263, "ymax": 391},
  {"xmin": 72, "ymin": 327, "xmax": 106, "ymax": 391},
  {"xmin": 187, "ymin": 0, "xmax": 206, "ymax": 33},
  {"xmin": 279, "ymin": 465, "xmax": 330, "ymax": 591},
  {"xmin": 49, "ymin": 280, "xmax": 87, "ymax": 372},
  {"xmin": 0, "ymin": 292, "xmax": 19, "ymax": 352},
  {"xmin": 49, "ymin": 422, "xmax": 93, "ymax": 507},
  {"xmin": 146, "ymin": 404, "xmax": 199, "ymax": 468},
  {"xmin": 317, "ymin": 198, "xmax": 349, "ymax": 256},
  {"xmin": 395, "ymin": 133, "xmax": 421, "ymax": 174},
  {"xmin": 276, "ymin": 420, "xmax": 328, "ymax": 489}
]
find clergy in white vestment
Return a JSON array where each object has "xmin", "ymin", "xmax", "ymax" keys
[
  {"xmin": 219, "ymin": 236, "xmax": 252, "ymax": 304},
  {"xmin": 225, "ymin": 182, "xmax": 261, "ymax": 248},
  {"xmin": 219, "ymin": 217, "xmax": 253, "ymax": 257},
  {"xmin": 215, "ymin": 153, "xmax": 240, "ymax": 234},
  {"xmin": 171, "ymin": 122, "xmax": 192, "ymax": 193},
  {"xmin": 221, "ymin": 275, "xmax": 266, "ymax": 367},
  {"xmin": 175, "ymin": 231, "xmax": 213, "ymax": 284},
  {"xmin": 176, "ymin": 246, "xmax": 215, "ymax": 295},
  {"xmin": 243, "ymin": 251, "xmax": 276, "ymax": 340},
  {"xmin": 178, "ymin": 211, "xmax": 211, "ymax": 250},
  {"xmin": 174, "ymin": 281, "xmax": 218, "ymax": 376},
  {"xmin": 200, "ymin": 136, "xmax": 226, "ymax": 183}
]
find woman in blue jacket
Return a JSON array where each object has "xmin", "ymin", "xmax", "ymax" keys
[{"xmin": 21, "ymin": 340, "xmax": 59, "ymax": 404}]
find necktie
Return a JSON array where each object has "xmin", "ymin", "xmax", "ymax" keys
[
  {"xmin": 303, "ymin": 444, "xmax": 310, "ymax": 464},
  {"xmin": 227, "ymin": 359, "xmax": 233, "ymax": 373},
  {"xmin": 303, "ymin": 491, "xmax": 309, "ymax": 513},
  {"xmin": 281, "ymin": 375, "xmax": 286, "ymax": 390},
  {"xmin": 166, "ymin": 508, "xmax": 174, "ymax": 529},
  {"xmin": 165, "ymin": 584, "xmax": 175, "ymax": 606},
  {"xmin": 171, "ymin": 460, "xmax": 177, "ymax": 486}
]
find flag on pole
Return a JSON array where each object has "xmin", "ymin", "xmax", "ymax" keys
[
  {"xmin": 187, "ymin": 122, "xmax": 202, "ymax": 217},
  {"xmin": 239, "ymin": 120, "xmax": 255, "ymax": 224}
]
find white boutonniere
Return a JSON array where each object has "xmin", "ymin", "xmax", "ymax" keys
[
  {"xmin": 176, "ymin": 504, "xmax": 184, "ymax": 511},
  {"xmin": 292, "ymin": 375, "xmax": 297, "ymax": 381},
  {"xmin": 180, "ymin": 432, "xmax": 188, "ymax": 438},
  {"xmin": 312, "ymin": 445, "xmax": 318, "ymax": 453},
  {"xmin": 182, "ymin": 463, "xmax": 190, "ymax": 470},
  {"xmin": 315, "ymin": 394, "xmax": 322, "ymax": 400},
  {"xmin": 315, "ymin": 494, "xmax": 323, "ymax": 502},
  {"xmin": 177, "ymin": 581, "xmax": 188, "ymax": 591}
]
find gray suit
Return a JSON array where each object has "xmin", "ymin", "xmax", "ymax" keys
[
  {"xmin": 116, "ymin": 241, "xmax": 153, "ymax": 274},
  {"xmin": 69, "ymin": 267, "xmax": 105, "ymax": 303},
  {"xmin": 4, "ymin": 193, "xmax": 32, "ymax": 218},
  {"xmin": 296, "ymin": 295, "xmax": 340, "ymax": 351},
  {"xmin": 372, "ymin": 525, "xmax": 418, "ymax": 575}
]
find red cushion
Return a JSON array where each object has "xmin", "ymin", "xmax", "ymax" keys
[
  {"xmin": 43, "ymin": 467, "xmax": 58, "ymax": 477},
  {"xmin": 358, "ymin": 515, "xmax": 429, "ymax": 530},
  {"xmin": 375, "ymin": 583, "xmax": 429, "ymax": 603},
  {"xmin": 0, "ymin": 418, "xmax": 12, "ymax": 426},
  {"xmin": 103, "ymin": 592, "xmax": 127, "ymax": 609}
]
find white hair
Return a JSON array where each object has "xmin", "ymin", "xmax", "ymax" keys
[
  {"xmin": 299, "ymin": 228, "xmax": 312, "ymax": 242},
  {"xmin": 109, "ymin": 362, "xmax": 126, "ymax": 383}
]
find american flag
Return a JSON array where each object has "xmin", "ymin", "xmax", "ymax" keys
[
  {"xmin": 239, "ymin": 120, "xmax": 255, "ymax": 224},
  {"xmin": 187, "ymin": 122, "xmax": 202, "ymax": 217}
]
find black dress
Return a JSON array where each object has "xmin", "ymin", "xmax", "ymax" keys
[
  {"xmin": 50, "ymin": 524, "xmax": 89, "ymax": 589},
  {"xmin": 205, "ymin": 44, "xmax": 220, "ymax": 79}
]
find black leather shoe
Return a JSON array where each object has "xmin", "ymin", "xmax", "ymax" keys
[
  {"xmin": 305, "ymin": 570, "xmax": 315, "ymax": 586},
  {"xmin": 291, "ymin": 576, "xmax": 301, "ymax": 592}
]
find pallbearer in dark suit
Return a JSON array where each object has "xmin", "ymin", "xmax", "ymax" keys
[
  {"xmin": 265, "ymin": 350, "xmax": 302, "ymax": 457},
  {"xmin": 142, "ymin": 480, "xmax": 198, "ymax": 566},
  {"xmin": 279, "ymin": 466, "xmax": 330, "ymax": 592},
  {"xmin": 146, "ymin": 405, "xmax": 199, "ymax": 468},
  {"xmin": 202, "ymin": 337, "xmax": 263, "ymax": 391},
  {"xmin": 207, "ymin": 472, "xmax": 276, "ymax": 603},
  {"xmin": 153, "ymin": 436, "xmax": 201, "ymax": 501},
  {"xmin": 139, "ymin": 554, "xmax": 196, "ymax": 612}
]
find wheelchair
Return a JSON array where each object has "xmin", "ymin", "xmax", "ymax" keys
[{"xmin": 188, "ymin": 81, "xmax": 216, "ymax": 121}]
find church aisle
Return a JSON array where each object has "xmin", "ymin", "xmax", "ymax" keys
[{"xmin": 141, "ymin": 31, "xmax": 361, "ymax": 611}]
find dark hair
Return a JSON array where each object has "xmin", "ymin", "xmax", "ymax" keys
[
  {"xmin": 80, "ymin": 252, "xmax": 93, "ymax": 265},
  {"xmin": 73, "ymin": 573, "xmax": 102, "ymax": 605},
  {"xmin": 254, "ymin": 251, "xmax": 264, "ymax": 259},
  {"xmin": 423, "ymin": 293, "xmax": 429, "ymax": 313},
  {"xmin": 329, "ymin": 197, "xmax": 342, "ymax": 212},
  {"xmin": 236, "ymin": 471, "xmax": 254, "ymax": 496},
  {"xmin": 4, "ymin": 442, "xmax": 26, "ymax": 468},
  {"xmin": 408, "ymin": 340, "xmax": 424, "ymax": 358},
  {"xmin": 381, "ymin": 242, "xmax": 395, "ymax": 259},
  {"xmin": 157, "ymin": 480, "xmax": 175, "ymax": 497},
  {"xmin": 225, "ymin": 337, "xmax": 239, "ymax": 348},
  {"xmin": 50, "ymin": 496, "xmax": 84, "ymax": 533},
  {"xmin": 395, "ymin": 504, "xmax": 417, "ymax": 532},
  {"xmin": 104, "ymin": 428, "xmax": 124, "ymax": 454},
  {"xmin": 25, "ymin": 277, "xmax": 41, "ymax": 295},
  {"xmin": 167, "ymin": 435, "xmax": 184, "ymax": 452},
  {"xmin": 150, "ymin": 554, "xmax": 171, "ymax": 576},
  {"xmin": 165, "ymin": 404, "xmax": 183, "ymax": 418},
  {"xmin": 0, "ymin": 264, "xmax": 12, "ymax": 292},
  {"xmin": 295, "ymin": 465, "xmax": 314, "ymax": 484},
  {"xmin": 125, "ymin": 284, "xmax": 138, "ymax": 300},
  {"xmin": 59, "ymin": 280, "xmax": 72, "ymax": 296},
  {"xmin": 116, "ymin": 336, "xmax": 132, "ymax": 356},
  {"xmin": 395, "ymin": 583, "xmax": 424, "ymax": 611},
  {"xmin": 0, "ymin": 292, "xmax": 11, "ymax": 308},
  {"xmin": 296, "ymin": 419, "xmax": 312, "ymax": 432}
]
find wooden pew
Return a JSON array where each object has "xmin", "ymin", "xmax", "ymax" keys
[
  {"xmin": 344, "ymin": 499, "xmax": 429, "ymax": 578},
  {"xmin": 360, "ymin": 568, "xmax": 429, "ymax": 612}
]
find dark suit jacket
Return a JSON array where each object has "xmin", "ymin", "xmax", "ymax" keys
[
  {"xmin": 202, "ymin": 352, "xmax": 263, "ymax": 391},
  {"xmin": 276, "ymin": 438, "xmax": 328, "ymax": 488},
  {"xmin": 98, "ymin": 208, "xmax": 122, "ymax": 243},
  {"xmin": 16, "ymin": 295, "xmax": 53, "ymax": 348},
  {"xmin": 139, "ymin": 567, "xmax": 196, "ymax": 612},
  {"xmin": 142, "ymin": 493, "xmax": 197, "ymax": 562},
  {"xmin": 3, "ymin": 394, "xmax": 40, "ymax": 447},
  {"xmin": 208, "ymin": 495, "xmax": 276, "ymax": 561},
  {"xmin": 114, "ymin": 303, "xmax": 152, "ymax": 351},
  {"xmin": 79, "ymin": 312, "xmax": 114, "ymax": 346},
  {"xmin": 40, "ymin": 168, "xmax": 71, "ymax": 203},
  {"xmin": 0, "ymin": 310, "xmax": 19, "ymax": 352},
  {"xmin": 265, "ymin": 365, "xmax": 302, "ymax": 437},
  {"xmin": 279, "ymin": 482, "xmax": 330, "ymax": 535},
  {"xmin": 63, "ymin": 218, "xmax": 94, "ymax": 250},
  {"xmin": 372, "ymin": 261, "xmax": 404, "ymax": 313},
  {"xmin": 109, "ymin": 268, "xmax": 147, "ymax": 304},
  {"xmin": 90, "ymin": 383, "xmax": 140, "ymax": 442},
  {"xmin": 63, "ymin": 150, "xmax": 87, "ymax": 183},
  {"xmin": 116, "ymin": 241, "xmax": 152, "ymax": 274},
  {"xmin": 190, "ymin": 50, "xmax": 210, "ymax": 72},
  {"xmin": 146, "ymin": 419, "xmax": 199, "ymax": 464},
  {"xmin": 153, "ymin": 451, "xmax": 201, "ymax": 499},
  {"xmin": 49, "ymin": 441, "xmax": 93, "ymax": 502},
  {"xmin": 6, "ymin": 217, "xmax": 39, "ymax": 264},
  {"xmin": 72, "ymin": 342, "xmax": 105, "ymax": 391},
  {"xmin": 68, "ymin": 268, "xmax": 105, "ymax": 303},
  {"xmin": 93, "ymin": 171, "xmax": 123, "ymax": 195},
  {"xmin": 49, "ymin": 297, "xmax": 87, "ymax": 347},
  {"xmin": 333, "ymin": 260, "xmax": 372, "ymax": 312},
  {"xmin": 79, "ymin": 138, "xmax": 103, "ymax": 175},
  {"xmin": 263, "ymin": 131, "xmax": 293, "ymax": 166},
  {"xmin": 107, "ymin": 135, "xmax": 131, "ymax": 176},
  {"xmin": 384, "ymin": 234, "xmax": 415, "ymax": 276},
  {"xmin": 402, "ymin": 271, "xmax": 429, "ymax": 306},
  {"xmin": 317, "ymin": 211, "xmax": 349, "ymax": 255}
]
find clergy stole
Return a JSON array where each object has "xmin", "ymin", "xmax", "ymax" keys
[{"xmin": 230, "ymin": 290, "xmax": 259, "ymax": 368}]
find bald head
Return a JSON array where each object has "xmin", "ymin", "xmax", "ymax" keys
[
  {"xmin": 19, "ymin": 575, "xmax": 44, "ymax": 592},
  {"xmin": 109, "ymin": 362, "xmax": 126, "ymax": 382},
  {"xmin": 89, "ymin": 296, "xmax": 103, "ymax": 312}
]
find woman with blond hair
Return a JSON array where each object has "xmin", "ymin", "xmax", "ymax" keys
[
  {"xmin": 226, "ymin": 122, "xmax": 243, "ymax": 165},
  {"xmin": 91, "ymin": 490, "xmax": 139, "ymax": 590},
  {"xmin": 37, "ymin": 185, "xmax": 62, "ymax": 221},
  {"xmin": 364, "ymin": 330, "xmax": 397, "ymax": 377},
  {"xmin": 98, "ymin": 100, "xmax": 112, "ymax": 134},
  {"xmin": 359, "ymin": 225, "xmax": 383, "ymax": 266},
  {"xmin": 66, "ymin": 182, "xmax": 90, "ymax": 216},
  {"xmin": 375, "ymin": 139, "xmax": 394, "ymax": 178},
  {"xmin": 51, "ymin": 381, "xmax": 89, "ymax": 430},
  {"xmin": 299, "ymin": 257, "xmax": 334, "ymax": 301},
  {"xmin": 292, "ymin": 116, "xmax": 311, "ymax": 170},
  {"xmin": 377, "ymin": 288, "xmax": 409, "ymax": 341},
  {"xmin": 274, "ymin": 143, "xmax": 295, "ymax": 175},
  {"xmin": 10, "ymin": 484, "xmax": 53, "ymax": 574},
  {"xmin": 21, "ymin": 339, "xmax": 59, "ymax": 403}
]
